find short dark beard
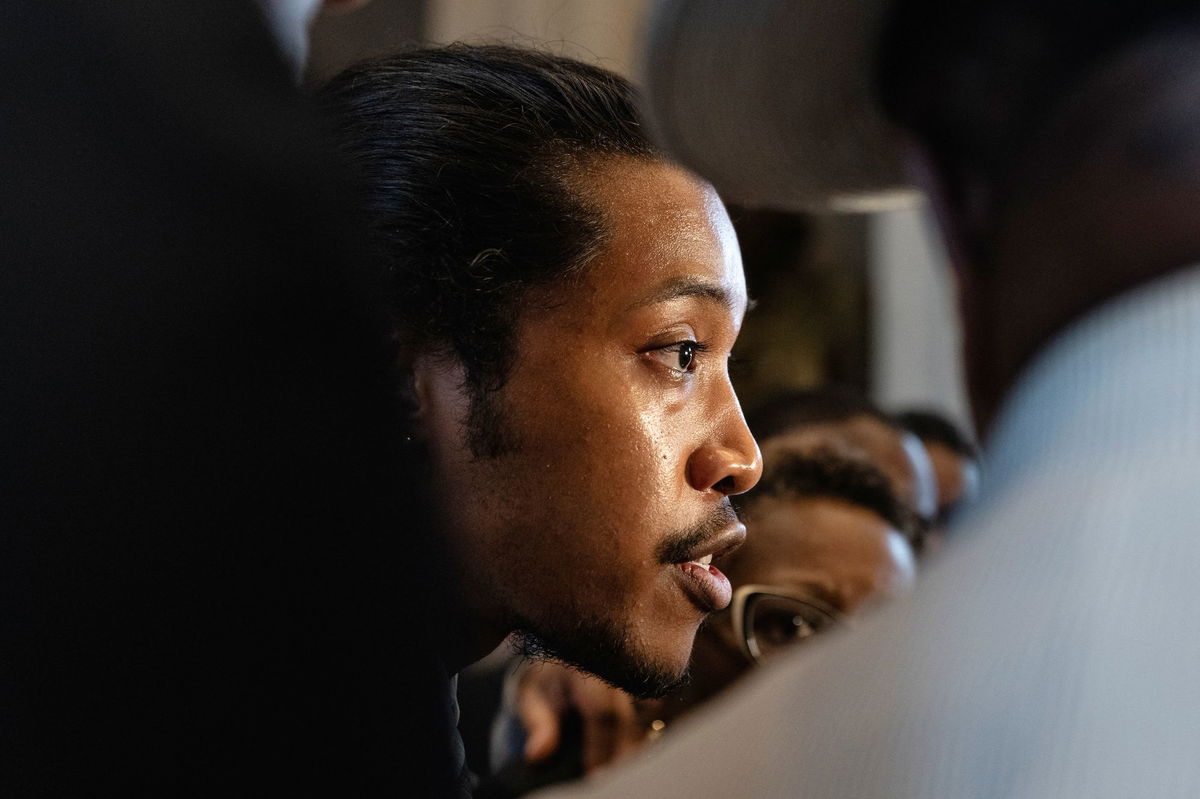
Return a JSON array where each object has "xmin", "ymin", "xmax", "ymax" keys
[
  {"xmin": 512, "ymin": 622, "xmax": 691, "ymax": 700},
  {"xmin": 509, "ymin": 502, "xmax": 742, "ymax": 699},
  {"xmin": 465, "ymin": 384, "xmax": 519, "ymax": 459},
  {"xmin": 466, "ymin": 380, "xmax": 736, "ymax": 697},
  {"xmin": 461, "ymin": 383, "xmax": 687, "ymax": 695}
]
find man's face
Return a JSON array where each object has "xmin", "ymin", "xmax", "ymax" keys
[{"xmin": 416, "ymin": 157, "xmax": 761, "ymax": 696}]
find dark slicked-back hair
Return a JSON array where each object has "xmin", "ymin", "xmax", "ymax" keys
[
  {"xmin": 747, "ymin": 386, "xmax": 895, "ymax": 442},
  {"xmin": 876, "ymin": 1, "xmax": 1200, "ymax": 204},
  {"xmin": 321, "ymin": 45, "xmax": 656, "ymax": 455},
  {"xmin": 738, "ymin": 448, "xmax": 920, "ymax": 545}
]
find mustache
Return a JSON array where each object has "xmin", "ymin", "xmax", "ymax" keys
[{"xmin": 656, "ymin": 500, "xmax": 741, "ymax": 564}]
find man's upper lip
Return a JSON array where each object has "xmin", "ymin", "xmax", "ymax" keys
[{"xmin": 676, "ymin": 523, "xmax": 746, "ymax": 563}]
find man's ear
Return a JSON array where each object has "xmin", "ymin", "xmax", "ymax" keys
[
  {"xmin": 394, "ymin": 345, "xmax": 432, "ymax": 439},
  {"xmin": 403, "ymin": 350, "xmax": 472, "ymax": 446}
]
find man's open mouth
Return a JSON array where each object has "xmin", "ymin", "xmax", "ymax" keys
[{"xmin": 672, "ymin": 525, "xmax": 744, "ymax": 613}]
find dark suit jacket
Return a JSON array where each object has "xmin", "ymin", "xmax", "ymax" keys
[{"xmin": 1, "ymin": 2, "xmax": 459, "ymax": 795}]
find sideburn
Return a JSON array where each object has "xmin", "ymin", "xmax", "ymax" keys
[{"xmin": 466, "ymin": 383, "xmax": 520, "ymax": 460}]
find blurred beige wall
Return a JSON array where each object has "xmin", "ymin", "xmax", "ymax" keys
[
  {"xmin": 868, "ymin": 206, "xmax": 972, "ymax": 432},
  {"xmin": 425, "ymin": 0, "xmax": 653, "ymax": 76}
]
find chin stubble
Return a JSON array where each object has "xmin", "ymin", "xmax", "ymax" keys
[
  {"xmin": 507, "ymin": 502, "xmax": 741, "ymax": 699},
  {"xmin": 512, "ymin": 623, "xmax": 691, "ymax": 700}
]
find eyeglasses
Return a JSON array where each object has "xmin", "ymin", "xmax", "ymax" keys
[{"xmin": 729, "ymin": 584, "xmax": 843, "ymax": 664}]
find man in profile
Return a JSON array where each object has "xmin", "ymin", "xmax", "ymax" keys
[
  {"xmin": 320, "ymin": 39, "xmax": 761, "ymax": 725},
  {"xmin": 542, "ymin": 0, "xmax": 1200, "ymax": 794}
]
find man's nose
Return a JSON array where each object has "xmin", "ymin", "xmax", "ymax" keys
[{"xmin": 686, "ymin": 409, "xmax": 762, "ymax": 496}]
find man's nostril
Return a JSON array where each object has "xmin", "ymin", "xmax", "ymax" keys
[{"xmin": 713, "ymin": 475, "xmax": 737, "ymax": 495}]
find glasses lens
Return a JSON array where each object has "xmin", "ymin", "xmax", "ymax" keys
[{"xmin": 746, "ymin": 594, "xmax": 839, "ymax": 661}]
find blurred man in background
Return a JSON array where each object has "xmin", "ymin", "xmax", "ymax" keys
[
  {"xmin": 1, "ymin": 2, "xmax": 477, "ymax": 796},
  {"xmin": 653, "ymin": 447, "xmax": 918, "ymax": 711},
  {"xmin": 542, "ymin": 1, "xmax": 1200, "ymax": 795},
  {"xmin": 748, "ymin": 387, "xmax": 937, "ymax": 539}
]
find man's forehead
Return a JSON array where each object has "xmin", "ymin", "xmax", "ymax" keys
[
  {"xmin": 625, "ymin": 274, "xmax": 747, "ymax": 316},
  {"xmin": 576, "ymin": 158, "xmax": 746, "ymax": 309}
]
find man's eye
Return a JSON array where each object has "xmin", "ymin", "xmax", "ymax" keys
[
  {"xmin": 649, "ymin": 340, "xmax": 707, "ymax": 374},
  {"xmin": 745, "ymin": 595, "xmax": 841, "ymax": 661},
  {"xmin": 756, "ymin": 610, "xmax": 819, "ymax": 647}
]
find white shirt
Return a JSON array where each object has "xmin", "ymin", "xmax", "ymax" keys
[{"xmin": 540, "ymin": 265, "xmax": 1200, "ymax": 798}]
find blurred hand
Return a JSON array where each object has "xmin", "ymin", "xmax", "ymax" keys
[{"xmin": 514, "ymin": 660, "xmax": 648, "ymax": 774}]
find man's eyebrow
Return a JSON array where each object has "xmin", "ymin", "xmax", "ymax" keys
[
  {"xmin": 793, "ymin": 580, "xmax": 842, "ymax": 612},
  {"xmin": 626, "ymin": 276, "xmax": 743, "ymax": 312}
]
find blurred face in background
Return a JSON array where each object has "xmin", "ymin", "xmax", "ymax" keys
[
  {"xmin": 760, "ymin": 415, "xmax": 938, "ymax": 521},
  {"xmin": 714, "ymin": 493, "xmax": 913, "ymax": 660},
  {"xmin": 732, "ymin": 493, "xmax": 916, "ymax": 620},
  {"xmin": 677, "ymin": 471, "xmax": 915, "ymax": 707}
]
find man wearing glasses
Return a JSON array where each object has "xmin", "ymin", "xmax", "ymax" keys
[{"xmin": 643, "ymin": 448, "xmax": 917, "ymax": 717}]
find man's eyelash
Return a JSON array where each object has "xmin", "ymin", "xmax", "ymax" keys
[
  {"xmin": 675, "ymin": 340, "xmax": 710, "ymax": 353},
  {"xmin": 664, "ymin": 339, "xmax": 709, "ymax": 374}
]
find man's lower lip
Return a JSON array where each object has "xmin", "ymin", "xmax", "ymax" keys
[{"xmin": 674, "ymin": 562, "xmax": 732, "ymax": 612}]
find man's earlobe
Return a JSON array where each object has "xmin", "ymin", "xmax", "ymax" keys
[
  {"xmin": 396, "ymin": 362, "xmax": 436, "ymax": 471},
  {"xmin": 393, "ymin": 343, "xmax": 430, "ymax": 438},
  {"xmin": 396, "ymin": 367, "xmax": 423, "ymax": 428},
  {"xmin": 405, "ymin": 351, "xmax": 478, "ymax": 456},
  {"xmin": 403, "ymin": 351, "xmax": 450, "ymax": 438}
]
